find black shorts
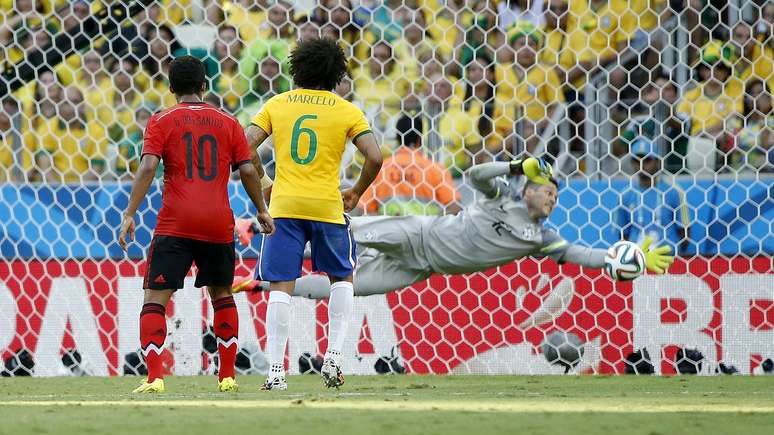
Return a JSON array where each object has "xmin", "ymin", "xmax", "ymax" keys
[{"xmin": 143, "ymin": 235, "xmax": 235, "ymax": 290}]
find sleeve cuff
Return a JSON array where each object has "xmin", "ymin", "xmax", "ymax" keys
[{"xmin": 351, "ymin": 130, "xmax": 372, "ymax": 142}]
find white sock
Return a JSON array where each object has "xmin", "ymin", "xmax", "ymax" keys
[
  {"xmin": 325, "ymin": 281, "xmax": 354, "ymax": 364},
  {"xmin": 265, "ymin": 291, "xmax": 291, "ymax": 377}
]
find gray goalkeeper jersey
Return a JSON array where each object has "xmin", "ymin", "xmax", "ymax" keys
[{"xmin": 412, "ymin": 162, "xmax": 606, "ymax": 274}]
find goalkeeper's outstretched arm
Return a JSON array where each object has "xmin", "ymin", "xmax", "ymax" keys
[
  {"xmin": 467, "ymin": 158, "xmax": 554, "ymax": 199},
  {"xmin": 542, "ymin": 232, "xmax": 675, "ymax": 274}
]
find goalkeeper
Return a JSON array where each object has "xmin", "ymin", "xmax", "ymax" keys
[{"xmin": 233, "ymin": 158, "xmax": 675, "ymax": 299}]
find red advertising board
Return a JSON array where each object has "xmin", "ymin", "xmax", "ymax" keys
[{"xmin": 0, "ymin": 257, "xmax": 772, "ymax": 375}]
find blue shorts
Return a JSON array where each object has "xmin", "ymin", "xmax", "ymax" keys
[{"xmin": 256, "ymin": 217, "xmax": 356, "ymax": 282}]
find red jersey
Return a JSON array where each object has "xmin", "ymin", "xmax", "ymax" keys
[{"xmin": 141, "ymin": 102, "xmax": 251, "ymax": 243}]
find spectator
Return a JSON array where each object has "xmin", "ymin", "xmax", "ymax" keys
[
  {"xmin": 135, "ymin": 24, "xmax": 216, "ymax": 107},
  {"xmin": 297, "ymin": 17, "xmax": 322, "ymax": 42},
  {"xmin": 729, "ymin": 20, "xmax": 774, "ymax": 91},
  {"xmin": 75, "ymin": 50, "xmax": 110, "ymax": 99},
  {"xmin": 621, "ymin": 75, "xmax": 689, "ymax": 174},
  {"xmin": 757, "ymin": 1, "xmax": 774, "ymax": 45},
  {"xmin": 238, "ymin": 0, "xmax": 294, "ymax": 103},
  {"xmin": 356, "ymin": 0, "xmax": 413, "ymax": 47},
  {"xmin": 212, "ymin": 24, "xmax": 245, "ymax": 113},
  {"xmin": 26, "ymin": 69, "xmax": 63, "ymax": 131},
  {"xmin": 88, "ymin": 58, "xmax": 150, "ymax": 144},
  {"xmin": 497, "ymin": 0, "xmax": 545, "ymax": 31},
  {"xmin": 98, "ymin": 1, "xmax": 142, "ymax": 58},
  {"xmin": 223, "ymin": 0, "xmax": 270, "ymax": 43},
  {"xmin": 57, "ymin": 0, "xmax": 90, "ymax": 33},
  {"xmin": 312, "ymin": 0, "xmax": 361, "ymax": 59},
  {"xmin": 724, "ymin": 79, "xmax": 774, "ymax": 173},
  {"xmin": 616, "ymin": 140, "xmax": 691, "ymax": 255},
  {"xmin": 393, "ymin": 9, "xmax": 433, "ymax": 81},
  {"xmin": 0, "ymin": 98, "xmax": 24, "ymax": 182},
  {"xmin": 422, "ymin": 72, "xmax": 479, "ymax": 174},
  {"xmin": 571, "ymin": 0, "xmax": 629, "ymax": 91},
  {"xmin": 137, "ymin": 24, "xmax": 184, "ymax": 81},
  {"xmin": 677, "ymin": 42, "xmax": 743, "ymax": 145},
  {"xmin": 352, "ymin": 40, "xmax": 411, "ymax": 145},
  {"xmin": 462, "ymin": 53, "xmax": 499, "ymax": 162},
  {"xmin": 236, "ymin": 56, "xmax": 289, "ymax": 126},
  {"xmin": 496, "ymin": 22, "xmax": 564, "ymax": 153},
  {"xmin": 541, "ymin": 0, "xmax": 585, "ymax": 88},
  {"xmin": 25, "ymin": 87, "xmax": 107, "ymax": 183},
  {"xmin": 456, "ymin": 3, "xmax": 498, "ymax": 70},
  {"xmin": 360, "ymin": 112, "xmax": 461, "ymax": 216},
  {"xmin": 115, "ymin": 105, "xmax": 161, "ymax": 180}
]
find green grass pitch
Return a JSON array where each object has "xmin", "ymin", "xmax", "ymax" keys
[{"xmin": 1, "ymin": 375, "xmax": 773, "ymax": 435}]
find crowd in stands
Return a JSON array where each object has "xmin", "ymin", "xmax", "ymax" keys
[{"xmin": 0, "ymin": 0, "xmax": 772, "ymax": 194}]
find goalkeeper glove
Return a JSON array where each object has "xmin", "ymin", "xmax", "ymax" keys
[
  {"xmin": 641, "ymin": 237, "xmax": 675, "ymax": 274},
  {"xmin": 510, "ymin": 157, "xmax": 553, "ymax": 185}
]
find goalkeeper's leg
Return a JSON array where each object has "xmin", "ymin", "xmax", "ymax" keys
[{"xmin": 232, "ymin": 249, "xmax": 430, "ymax": 299}]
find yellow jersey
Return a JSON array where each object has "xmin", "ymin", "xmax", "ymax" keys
[
  {"xmin": 677, "ymin": 81, "xmax": 744, "ymax": 136},
  {"xmin": 252, "ymin": 89, "xmax": 371, "ymax": 224},
  {"xmin": 25, "ymin": 118, "xmax": 107, "ymax": 183}
]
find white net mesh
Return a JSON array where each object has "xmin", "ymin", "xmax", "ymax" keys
[{"xmin": 0, "ymin": 0, "xmax": 773, "ymax": 377}]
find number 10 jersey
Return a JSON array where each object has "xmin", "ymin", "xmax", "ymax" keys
[
  {"xmin": 141, "ymin": 102, "xmax": 251, "ymax": 243},
  {"xmin": 251, "ymin": 89, "xmax": 371, "ymax": 224}
]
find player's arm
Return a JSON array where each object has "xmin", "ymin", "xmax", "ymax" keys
[
  {"xmin": 118, "ymin": 154, "xmax": 160, "ymax": 251},
  {"xmin": 541, "ymin": 230, "xmax": 674, "ymax": 274},
  {"xmin": 238, "ymin": 161, "xmax": 275, "ymax": 235},
  {"xmin": 467, "ymin": 158, "xmax": 553, "ymax": 199},
  {"xmin": 244, "ymin": 124, "xmax": 273, "ymax": 189},
  {"xmin": 342, "ymin": 132, "xmax": 383, "ymax": 212},
  {"xmin": 539, "ymin": 230, "xmax": 608, "ymax": 268}
]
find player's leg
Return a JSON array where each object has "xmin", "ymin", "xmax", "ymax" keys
[
  {"xmin": 353, "ymin": 248, "xmax": 432, "ymax": 296},
  {"xmin": 135, "ymin": 236, "xmax": 194, "ymax": 393},
  {"xmin": 309, "ymin": 217, "xmax": 358, "ymax": 388},
  {"xmin": 287, "ymin": 248, "xmax": 431, "ymax": 299},
  {"xmin": 256, "ymin": 218, "xmax": 306, "ymax": 390},
  {"xmin": 194, "ymin": 240, "xmax": 239, "ymax": 391},
  {"xmin": 350, "ymin": 215, "xmax": 427, "ymax": 258}
]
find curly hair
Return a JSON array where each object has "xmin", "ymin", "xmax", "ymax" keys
[
  {"xmin": 289, "ymin": 38, "xmax": 348, "ymax": 91},
  {"xmin": 169, "ymin": 55, "xmax": 206, "ymax": 96}
]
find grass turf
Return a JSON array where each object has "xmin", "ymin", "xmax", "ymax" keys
[{"xmin": 1, "ymin": 375, "xmax": 773, "ymax": 435}]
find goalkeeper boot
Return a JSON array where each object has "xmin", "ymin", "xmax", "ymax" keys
[
  {"xmin": 132, "ymin": 377, "xmax": 165, "ymax": 394},
  {"xmin": 218, "ymin": 377, "xmax": 239, "ymax": 393},
  {"xmin": 260, "ymin": 375, "xmax": 288, "ymax": 391},
  {"xmin": 321, "ymin": 358, "xmax": 344, "ymax": 389}
]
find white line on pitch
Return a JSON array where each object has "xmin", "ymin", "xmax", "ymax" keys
[{"xmin": 1, "ymin": 400, "xmax": 773, "ymax": 413}]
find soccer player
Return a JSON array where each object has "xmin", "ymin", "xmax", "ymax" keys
[
  {"xmin": 117, "ymin": 56, "xmax": 274, "ymax": 394},
  {"xmin": 234, "ymin": 158, "xmax": 674, "ymax": 300},
  {"xmin": 244, "ymin": 38, "xmax": 382, "ymax": 390}
]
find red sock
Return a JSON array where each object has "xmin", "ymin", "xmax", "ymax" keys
[
  {"xmin": 139, "ymin": 303, "xmax": 167, "ymax": 382},
  {"xmin": 213, "ymin": 296, "xmax": 239, "ymax": 381}
]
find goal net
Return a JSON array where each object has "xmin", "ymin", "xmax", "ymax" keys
[{"xmin": 0, "ymin": 0, "xmax": 772, "ymax": 377}]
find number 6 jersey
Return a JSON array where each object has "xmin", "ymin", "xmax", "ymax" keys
[
  {"xmin": 141, "ymin": 102, "xmax": 251, "ymax": 243},
  {"xmin": 251, "ymin": 89, "xmax": 371, "ymax": 224}
]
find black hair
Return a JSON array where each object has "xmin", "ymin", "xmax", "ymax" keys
[
  {"xmin": 169, "ymin": 56, "xmax": 206, "ymax": 96},
  {"xmin": 396, "ymin": 112, "xmax": 422, "ymax": 148},
  {"xmin": 522, "ymin": 177, "xmax": 560, "ymax": 197},
  {"xmin": 289, "ymin": 38, "xmax": 348, "ymax": 91}
]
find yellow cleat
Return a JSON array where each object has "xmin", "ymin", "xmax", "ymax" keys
[
  {"xmin": 132, "ymin": 378, "xmax": 165, "ymax": 393},
  {"xmin": 218, "ymin": 377, "xmax": 239, "ymax": 392}
]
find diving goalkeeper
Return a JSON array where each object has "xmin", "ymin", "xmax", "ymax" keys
[{"xmin": 233, "ymin": 158, "xmax": 675, "ymax": 299}]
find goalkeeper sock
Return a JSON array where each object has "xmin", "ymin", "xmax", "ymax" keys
[
  {"xmin": 265, "ymin": 291, "xmax": 291, "ymax": 377},
  {"xmin": 325, "ymin": 281, "xmax": 354, "ymax": 365},
  {"xmin": 212, "ymin": 295, "xmax": 238, "ymax": 381},
  {"xmin": 139, "ymin": 302, "xmax": 167, "ymax": 382}
]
